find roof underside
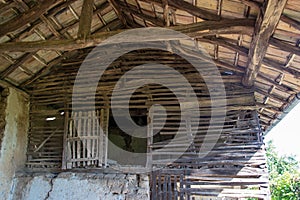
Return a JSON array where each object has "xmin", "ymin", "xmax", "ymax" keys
[{"xmin": 0, "ymin": 0, "xmax": 299, "ymax": 132}]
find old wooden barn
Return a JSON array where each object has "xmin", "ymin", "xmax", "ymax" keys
[{"xmin": 0, "ymin": 0, "xmax": 299, "ymax": 199}]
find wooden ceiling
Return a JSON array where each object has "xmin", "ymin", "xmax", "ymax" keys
[{"xmin": 0, "ymin": 0, "xmax": 299, "ymax": 132}]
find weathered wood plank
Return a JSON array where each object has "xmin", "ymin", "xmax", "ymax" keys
[{"xmin": 242, "ymin": 0, "xmax": 288, "ymax": 86}]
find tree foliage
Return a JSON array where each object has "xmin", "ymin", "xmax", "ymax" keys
[{"xmin": 266, "ymin": 140, "xmax": 300, "ymax": 200}]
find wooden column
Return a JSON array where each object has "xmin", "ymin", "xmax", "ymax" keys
[
  {"xmin": 77, "ymin": 0, "xmax": 94, "ymax": 40},
  {"xmin": 242, "ymin": 0, "xmax": 288, "ymax": 87}
]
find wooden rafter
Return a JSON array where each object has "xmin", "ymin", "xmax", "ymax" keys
[
  {"xmin": 0, "ymin": 0, "xmax": 63, "ymax": 38},
  {"xmin": 77, "ymin": 0, "xmax": 94, "ymax": 40},
  {"xmin": 108, "ymin": 0, "xmax": 128, "ymax": 27},
  {"xmin": 269, "ymin": 37, "xmax": 300, "ymax": 57},
  {"xmin": 0, "ymin": 19, "xmax": 254, "ymax": 52},
  {"xmin": 0, "ymin": 53, "xmax": 33, "ymax": 79},
  {"xmin": 242, "ymin": 0, "xmax": 288, "ymax": 87},
  {"xmin": 142, "ymin": 0, "xmax": 221, "ymax": 21},
  {"xmin": 281, "ymin": 14, "xmax": 300, "ymax": 30},
  {"xmin": 0, "ymin": 79, "xmax": 28, "ymax": 95},
  {"xmin": 118, "ymin": 1, "xmax": 164, "ymax": 26},
  {"xmin": 20, "ymin": 51, "xmax": 79, "ymax": 87}
]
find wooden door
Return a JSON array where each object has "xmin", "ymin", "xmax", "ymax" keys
[{"xmin": 63, "ymin": 109, "xmax": 109, "ymax": 169}]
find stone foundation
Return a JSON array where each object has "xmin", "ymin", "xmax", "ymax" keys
[{"xmin": 9, "ymin": 172, "xmax": 150, "ymax": 200}]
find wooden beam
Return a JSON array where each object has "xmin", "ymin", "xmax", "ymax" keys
[
  {"xmin": 20, "ymin": 51, "xmax": 79, "ymax": 87},
  {"xmin": 242, "ymin": 0, "xmax": 288, "ymax": 87},
  {"xmin": 118, "ymin": 1, "xmax": 165, "ymax": 26},
  {"xmin": 77, "ymin": 0, "xmax": 94, "ymax": 40},
  {"xmin": 143, "ymin": 0, "xmax": 221, "ymax": 21},
  {"xmin": 0, "ymin": 19, "xmax": 254, "ymax": 52},
  {"xmin": 269, "ymin": 37, "xmax": 300, "ymax": 56},
  {"xmin": 108, "ymin": 0, "xmax": 128, "ymax": 27},
  {"xmin": 0, "ymin": 0, "xmax": 63, "ymax": 38},
  {"xmin": 199, "ymin": 36, "xmax": 249, "ymax": 56},
  {"xmin": 0, "ymin": 80, "xmax": 29, "ymax": 95},
  {"xmin": 281, "ymin": 14, "xmax": 300, "ymax": 30},
  {"xmin": 0, "ymin": 53, "xmax": 33, "ymax": 79}
]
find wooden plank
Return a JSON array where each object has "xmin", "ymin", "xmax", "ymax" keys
[
  {"xmin": 242, "ymin": 0, "xmax": 288, "ymax": 86},
  {"xmin": 0, "ymin": 0, "xmax": 63, "ymax": 38},
  {"xmin": 77, "ymin": 0, "xmax": 94, "ymax": 40},
  {"xmin": 0, "ymin": 19, "xmax": 254, "ymax": 52}
]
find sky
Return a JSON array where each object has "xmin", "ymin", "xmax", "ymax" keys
[{"xmin": 265, "ymin": 101, "xmax": 300, "ymax": 162}]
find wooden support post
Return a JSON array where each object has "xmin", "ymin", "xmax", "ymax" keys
[
  {"xmin": 62, "ymin": 108, "xmax": 69, "ymax": 169},
  {"xmin": 242, "ymin": 0, "xmax": 288, "ymax": 87},
  {"xmin": 146, "ymin": 106, "xmax": 154, "ymax": 169},
  {"xmin": 162, "ymin": 0, "xmax": 170, "ymax": 26},
  {"xmin": 77, "ymin": 0, "xmax": 94, "ymax": 40}
]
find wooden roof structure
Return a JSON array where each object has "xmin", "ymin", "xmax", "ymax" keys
[
  {"xmin": 2, "ymin": 1, "xmax": 299, "ymax": 199},
  {"xmin": 0, "ymin": 0, "xmax": 299, "ymax": 132}
]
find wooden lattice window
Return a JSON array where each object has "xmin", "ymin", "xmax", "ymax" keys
[{"xmin": 63, "ymin": 109, "xmax": 109, "ymax": 169}]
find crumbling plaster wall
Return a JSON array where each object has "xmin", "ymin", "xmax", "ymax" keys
[
  {"xmin": 10, "ymin": 172, "xmax": 150, "ymax": 200},
  {"xmin": 0, "ymin": 87, "xmax": 29, "ymax": 199},
  {"xmin": 0, "ymin": 87, "xmax": 9, "ymax": 150}
]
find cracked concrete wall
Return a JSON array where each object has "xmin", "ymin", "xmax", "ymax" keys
[
  {"xmin": 10, "ymin": 172, "xmax": 150, "ymax": 200},
  {"xmin": 0, "ymin": 87, "xmax": 29, "ymax": 199}
]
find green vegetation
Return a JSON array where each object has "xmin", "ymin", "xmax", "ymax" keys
[{"xmin": 266, "ymin": 140, "xmax": 300, "ymax": 200}]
